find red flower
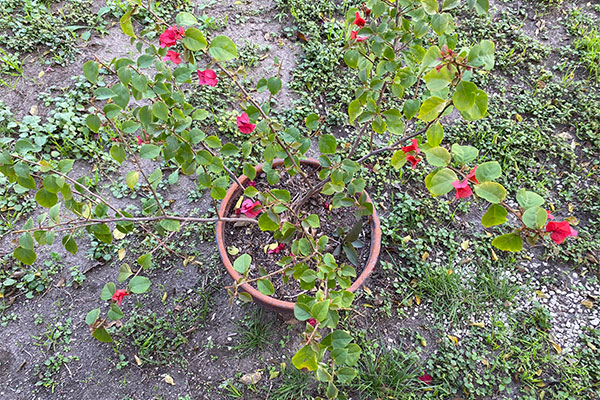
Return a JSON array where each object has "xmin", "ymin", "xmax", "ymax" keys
[
  {"xmin": 236, "ymin": 113, "xmax": 256, "ymax": 134},
  {"xmin": 197, "ymin": 69, "xmax": 218, "ymax": 87},
  {"xmin": 112, "ymin": 289, "xmax": 129, "ymax": 306},
  {"xmin": 247, "ymin": 180, "xmax": 256, "ymax": 188},
  {"xmin": 546, "ymin": 210, "xmax": 555, "ymax": 220},
  {"xmin": 466, "ymin": 166, "xmax": 479, "ymax": 184},
  {"xmin": 163, "ymin": 50, "xmax": 181, "ymax": 64},
  {"xmin": 240, "ymin": 199, "xmax": 262, "ymax": 218},
  {"xmin": 136, "ymin": 135, "xmax": 143, "ymax": 145},
  {"xmin": 353, "ymin": 11, "xmax": 366, "ymax": 27},
  {"xmin": 364, "ymin": 7, "xmax": 371, "ymax": 17},
  {"xmin": 350, "ymin": 31, "xmax": 368, "ymax": 42},
  {"xmin": 268, "ymin": 243, "xmax": 285, "ymax": 254},
  {"xmin": 418, "ymin": 373, "xmax": 433, "ymax": 385},
  {"xmin": 452, "ymin": 179, "xmax": 473, "ymax": 199},
  {"xmin": 546, "ymin": 221, "xmax": 577, "ymax": 244},
  {"xmin": 401, "ymin": 139, "xmax": 420, "ymax": 154},
  {"xmin": 406, "ymin": 155, "xmax": 420, "ymax": 169},
  {"xmin": 307, "ymin": 318, "xmax": 317, "ymax": 327},
  {"xmin": 160, "ymin": 25, "xmax": 184, "ymax": 48}
]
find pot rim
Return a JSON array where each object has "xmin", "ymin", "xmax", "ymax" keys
[{"xmin": 216, "ymin": 158, "xmax": 381, "ymax": 312}]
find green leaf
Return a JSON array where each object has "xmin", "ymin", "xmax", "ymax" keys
[
  {"xmin": 36, "ymin": 188, "xmax": 58, "ymax": 208},
  {"xmin": 89, "ymin": 223, "xmax": 112, "ymax": 244},
  {"xmin": 62, "ymin": 235, "xmax": 77, "ymax": 255},
  {"xmin": 311, "ymin": 301, "xmax": 329, "ymax": 322},
  {"xmin": 92, "ymin": 327, "xmax": 113, "ymax": 343},
  {"xmin": 176, "ymin": 11, "xmax": 197, "ymax": 26},
  {"xmin": 348, "ymin": 99, "xmax": 362, "ymax": 124},
  {"xmin": 118, "ymin": 263, "xmax": 133, "ymax": 283},
  {"xmin": 85, "ymin": 308, "xmax": 100, "ymax": 325},
  {"xmin": 424, "ymin": 147, "xmax": 451, "ymax": 167},
  {"xmin": 337, "ymin": 367, "xmax": 358, "ymax": 383},
  {"xmin": 426, "ymin": 123, "xmax": 444, "ymax": 147},
  {"xmin": 110, "ymin": 144, "xmax": 126, "ymax": 164},
  {"xmin": 140, "ymin": 144, "xmax": 161, "ymax": 159},
  {"xmin": 417, "ymin": 97, "xmax": 447, "ymax": 122},
  {"xmin": 257, "ymin": 279, "xmax": 275, "ymax": 296},
  {"xmin": 468, "ymin": 0, "xmax": 489, "ymax": 16},
  {"xmin": 522, "ymin": 206, "xmax": 547, "ymax": 229},
  {"xmin": 209, "ymin": 35, "xmax": 238, "ymax": 61},
  {"xmin": 516, "ymin": 189, "xmax": 544, "ymax": 209},
  {"xmin": 86, "ymin": 114, "xmax": 101, "ymax": 133},
  {"xmin": 152, "ymin": 101, "xmax": 169, "ymax": 121},
  {"xmin": 94, "ymin": 87, "xmax": 116, "ymax": 100},
  {"xmin": 119, "ymin": 8, "xmax": 135, "ymax": 38},
  {"xmin": 100, "ymin": 282, "xmax": 116, "ymax": 300},
  {"xmin": 82, "ymin": 61, "xmax": 99, "ymax": 84},
  {"xmin": 319, "ymin": 134, "xmax": 337, "ymax": 154},
  {"xmin": 129, "ymin": 276, "xmax": 151, "ymax": 294},
  {"xmin": 459, "ymin": 89, "xmax": 488, "ymax": 121},
  {"xmin": 326, "ymin": 382, "xmax": 338, "ymax": 399},
  {"xmin": 421, "ymin": 0, "xmax": 439, "ymax": 14},
  {"xmin": 159, "ymin": 219, "xmax": 181, "ymax": 232},
  {"xmin": 475, "ymin": 161, "xmax": 501, "ymax": 182},
  {"xmin": 137, "ymin": 253, "xmax": 151, "ymax": 269},
  {"xmin": 468, "ymin": 39, "xmax": 495, "ymax": 69},
  {"xmin": 323, "ymin": 330, "xmax": 353, "ymax": 349},
  {"xmin": 108, "ymin": 304, "xmax": 124, "ymax": 320},
  {"xmin": 451, "ymin": 144, "xmax": 479, "ymax": 164},
  {"xmin": 271, "ymin": 189, "xmax": 291, "ymax": 203},
  {"xmin": 303, "ymin": 214, "xmax": 320, "ymax": 228},
  {"xmin": 14, "ymin": 246, "xmax": 36, "ymax": 265},
  {"xmin": 233, "ymin": 254, "xmax": 252, "ymax": 274},
  {"xmin": 423, "ymin": 65, "xmax": 453, "ymax": 92},
  {"xmin": 292, "ymin": 345, "xmax": 318, "ymax": 371},
  {"xmin": 136, "ymin": 54, "xmax": 154, "ymax": 69},
  {"xmin": 442, "ymin": 0, "xmax": 461, "ymax": 10},
  {"xmin": 391, "ymin": 150, "xmax": 407, "ymax": 169},
  {"xmin": 344, "ymin": 49, "xmax": 359, "ymax": 68},
  {"xmin": 382, "ymin": 109, "xmax": 405, "ymax": 134},
  {"xmin": 403, "ymin": 99, "xmax": 420, "ymax": 120},
  {"xmin": 126, "ymin": 171, "xmax": 139, "ymax": 189},
  {"xmin": 474, "ymin": 182, "xmax": 507, "ymax": 203},
  {"xmin": 492, "ymin": 233, "xmax": 523, "ymax": 252},
  {"xmin": 426, "ymin": 168, "xmax": 458, "ymax": 196},
  {"xmin": 453, "ymin": 81, "xmax": 478, "ymax": 111},
  {"xmin": 481, "ymin": 204, "xmax": 508, "ymax": 227},
  {"xmin": 431, "ymin": 13, "xmax": 452, "ymax": 35},
  {"xmin": 267, "ymin": 77, "xmax": 282, "ymax": 95},
  {"xmin": 182, "ymin": 27, "xmax": 207, "ymax": 51}
]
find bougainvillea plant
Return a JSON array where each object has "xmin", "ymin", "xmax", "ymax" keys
[{"xmin": 0, "ymin": 0, "xmax": 578, "ymax": 397}]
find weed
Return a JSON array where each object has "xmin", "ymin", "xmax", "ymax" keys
[{"xmin": 233, "ymin": 307, "xmax": 273, "ymax": 356}]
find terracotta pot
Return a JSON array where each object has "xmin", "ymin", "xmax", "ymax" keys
[{"xmin": 216, "ymin": 158, "xmax": 382, "ymax": 314}]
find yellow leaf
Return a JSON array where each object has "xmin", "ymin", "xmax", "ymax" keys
[
  {"xmin": 537, "ymin": 381, "xmax": 546, "ymax": 388},
  {"xmin": 421, "ymin": 251, "xmax": 429, "ymax": 261},
  {"xmin": 481, "ymin": 358, "xmax": 489, "ymax": 367},
  {"xmin": 264, "ymin": 243, "xmax": 278, "ymax": 253},
  {"xmin": 163, "ymin": 374, "xmax": 175, "ymax": 385},
  {"xmin": 565, "ymin": 216, "xmax": 579, "ymax": 226},
  {"xmin": 0, "ymin": 292, "xmax": 4, "ymax": 298},
  {"xmin": 364, "ymin": 286, "xmax": 372, "ymax": 296},
  {"xmin": 503, "ymin": 352, "xmax": 513, "ymax": 360},
  {"xmin": 535, "ymin": 290, "xmax": 547, "ymax": 298},
  {"xmin": 447, "ymin": 269, "xmax": 453, "ymax": 275},
  {"xmin": 461, "ymin": 240, "xmax": 470, "ymax": 250},
  {"xmin": 568, "ymin": 203, "xmax": 574, "ymax": 213},
  {"xmin": 469, "ymin": 321, "xmax": 485, "ymax": 328},
  {"xmin": 38, "ymin": 70, "xmax": 45, "ymax": 79},
  {"xmin": 420, "ymin": 337, "xmax": 427, "ymax": 347},
  {"xmin": 581, "ymin": 300, "xmax": 594, "ymax": 309},
  {"xmin": 118, "ymin": 248, "xmax": 126, "ymax": 260},
  {"xmin": 447, "ymin": 335, "xmax": 458, "ymax": 346},
  {"xmin": 234, "ymin": 196, "xmax": 244, "ymax": 210},
  {"xmin": 403, "ymin": 235, "xmax": 411, "ymax": 243},
  {"xmin": 549, "ymin": 203, "xmax": 555, "ymax": 211},
  {"xmin": 134, "ymin": 355, "xmax": 142, "ymax": 366},
  {"xmin": 162, "ymin": 292, "xmax": 167, "ymax": 302},
  {"xmin": 491, "ymin": 249, "xmax": 498, "ymax": 261},
  {"xmin": 515, "ymin": 113, "xmax": 523, "ymax": 122},
  {"xmin": 227, "ymin": 246, "xmax": 240, "ymax": 256},
  {"xmin": 415, "ymin": 295, "xmax": 421, "ymax": 305},
  {"xmin": 113, "ymin": 228, "xmax": 126, "ymax": 240},
  {"xmin": 551, "ymin": 341, "xmax": 562, "ymax": 354}
]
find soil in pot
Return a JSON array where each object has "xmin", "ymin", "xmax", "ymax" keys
[{"xmin": 223, "ymin": 163, "xmax": 372, "ymax": 301}]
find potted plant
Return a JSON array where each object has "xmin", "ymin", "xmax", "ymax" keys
[{"xmin": 0, "ymin": 0, "xmax": 578, "ymax": 397}]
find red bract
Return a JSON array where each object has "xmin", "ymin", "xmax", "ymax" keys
[
  {"xmin": 160, "ymin": 25, "xmax": 184, "ymax": 48},
  {"xmin": 164, "ymin": 50, "xmax": 182, "ymax": 64},
  {"xmin": 240, "ymin": 199, "xmax": 262, "ymax": 218},
  {"xmin": 546, "ymin": 221, "xmax": 578, "ymax": 244},
  {"xmin": 236, "ymin": 113, "xmax": 256, "ymax": 134},
  {"xmin": 364, "ymin": 7, "xmax": 371, "ymax": 16},
  {"xmin": 546, "ymin": 210, "xmax": 555, "ymax": 220},
  {"xmin": 418, "ymin": 373, "xmax": 433, "ymax": 384},
  {"xmin": 350, "ymin": 31, "xmax": 368, "ymax": 42},
  {"xmin": 406, "ymin": 155, "xmax": 420, "ymax": 169},
  {"xmin": 268, "ymin": 243, "xmax": 285, "ymax": 254},
  {"xmin": 307, "ymin": 318, "xmax": 317, "ymax": 327},
  {"xmin": 112, "ymin": 289, "xmax": 129, "ymax": 306},
  {"xmin": 452, "ymin": 179, "xmax": 473, "ymax": 199},
  {"xmin": 401, "ymin": 139, "xmax": 420, "ymax": 154},
  {"xmin": 353, "ymin": 11, "xmax": 366, "ymax": 27},
  {"xmin": 136, "ymin": 135, "xmax": 143, "ymax": 145},
  {"xmin": 197, "ymin": 69, "xmax": 218, "ymax": 87},
  {"xmin": 466, "ymin": 166, "xmax": 479, "ymax": 184},
  {"xmin": 247, "ymin": 180, "xmax": 256, "ymax": 188}
]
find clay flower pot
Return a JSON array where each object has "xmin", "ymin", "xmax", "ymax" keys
[{"xmin": 216, "ymin": 158, "xmax": 382, "ymax": 314}]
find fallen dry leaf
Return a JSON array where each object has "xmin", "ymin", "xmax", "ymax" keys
[
  {"xmin": 581, "ymin": 300, "xmax": 594, "ymax": 309},
  {"xmin": 469, "ymin": 321, "xmax": 485, "ymax": 328},
  {"xmin": 461, "ymin": 240, "xmax": 470, "ymax": 250},
  {"xmin": 118, "ymin": 248, "xmax": 126, "ymax": 260},
  {"xmin": 163, "ymin": 374, "xmax": 175, "ymax": 385},
  {"xmin": 415, "ymin": 295, "xmax": 421, "ymax": 305},
  {"xmin": 447, "ymin": 335, "xmax": 459, "ymax": 346},
  {"xmin": 551, "ymin": 341, "xmax": 562, "ymax": 354},
  {"xmin": 134, "ymin": 355, "xmax": 142, "ymax": 366},
  {"xmin": 239, "ymin": 371, "xmax": 262, "ymax": 385}
]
